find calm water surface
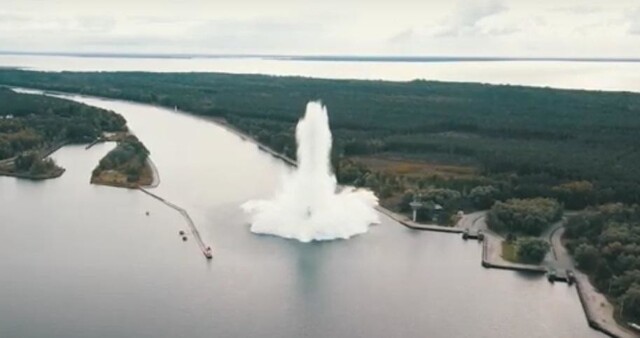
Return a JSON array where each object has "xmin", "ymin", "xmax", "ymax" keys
[
  {"xmin": 0, "ymin": 92, "xmax": 603, "ymax": 338},
  {"xmin": 1, "ymin": 54, "xmax": 640, "ymax": 92}
]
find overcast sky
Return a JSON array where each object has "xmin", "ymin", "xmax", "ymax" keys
[{"xmin": 1, "ymin": 0, "xmax": 639, "ymax": 57}]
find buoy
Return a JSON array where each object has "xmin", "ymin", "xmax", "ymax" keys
[
  {"xmin": 179, "ymin": 230, "xmax": 185, "ymax": 236},
  {"xmin": 182, "ymin": 236, "xmax": 188, "ymax": 241}
]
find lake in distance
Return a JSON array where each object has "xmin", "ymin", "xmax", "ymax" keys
[{"xmin": 1, "ymin": 53, "xmax": 640, "ymax": 92}]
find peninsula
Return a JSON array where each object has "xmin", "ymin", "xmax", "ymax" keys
[{"xmin": 0, "ymin": 87, "xmax": 126, "ymax": 179}]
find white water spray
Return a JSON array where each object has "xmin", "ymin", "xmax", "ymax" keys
[{"xmin": 242, "ymin": 101, "xmax": 379, "ymax": 242}]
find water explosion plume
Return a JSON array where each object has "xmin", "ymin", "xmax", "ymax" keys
[{"xmin": 242, "ymin": 101, "xmax": 379, "ymax": 242}]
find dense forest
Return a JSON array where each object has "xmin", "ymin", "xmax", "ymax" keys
[
  {"xmin": 0, "ymin": 87, "xmax": 126, "ymax": 159},
  {"xmin": 0, "ymin": 69, "xmax": 638, "ymax": 209},
  {"xmin": 0, "ymin": 87, "xmax": 127, "ymax": 177},
  {"xmin": 565, "ymin": 204, "xmax": 640, "ymax": 322}
]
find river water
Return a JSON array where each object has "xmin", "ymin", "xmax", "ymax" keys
[{"xmin": 0, "ymin": 91, "xmax": 603, "ymax": 338}]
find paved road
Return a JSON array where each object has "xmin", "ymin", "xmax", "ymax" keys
[
  {"xmin": 547, "ymin": 218, "xmax": 638, "ymax": 338},
  {"xmin": 456, "ymin": 211, "xmax": 487, "ymax": 231}
]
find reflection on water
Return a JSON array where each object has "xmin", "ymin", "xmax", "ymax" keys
[{"xmin": 0, "ymin": 93, "xmax": 604, "ymax": 338}]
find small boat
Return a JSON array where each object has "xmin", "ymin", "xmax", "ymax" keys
[{"xmin": 204, "ymin": 246, "xmax": 213, "ymax": 259}]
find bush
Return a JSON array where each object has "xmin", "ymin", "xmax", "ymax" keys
[
  {"xmin": 516, "ymin": 237, "xmax": 550, "ymax": 264},
  {"xmin": 14, "ymin": 152, "xmax": 38, "ymax": 171},
  {"xmin": 469, "ymin": 185, "xmax": 500, "ymax": 209},
  {"xmin": 621, "ymin": 284, "xmax": 640, "ymax": 320}
]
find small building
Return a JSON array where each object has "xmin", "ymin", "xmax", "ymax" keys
[{"xmin": 411, "ymin": 198, "xmax": 444, "ymax": 223}]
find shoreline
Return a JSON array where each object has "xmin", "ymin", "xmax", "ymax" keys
[
  {"xmin": 144, "ymin": 157, "xmax": 160, "ymax": 188},
  {"xmin": 9, "ymin": 86, "xmax": 638, "ymax": 337},
  {"xmin": 90, "ymin": 160, "xmax": 154, "ymax": 189},
  {"xmin": 387, "ymin": 207, "xmax": 637, "ymax": 338},
  {"xmin": 0, "ymin": 167, "xmax": 65, "ymax": 180},
  {"xmin": 201, "ymin": 115, "xmax": 298, "ymax": 167},
  {"xmin": 0, "ymin": 141, "xmax": 69, "ymax": 180}
]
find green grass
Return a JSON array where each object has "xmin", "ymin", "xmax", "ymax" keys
[{"xmin": 501, "ymin": 241, "xmax": 519, "ymax": 263}]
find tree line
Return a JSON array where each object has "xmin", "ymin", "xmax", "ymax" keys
[
  {"xmin": 564, "ymin": 204, "xmax": 640, "ymax": 322},
  {"xmin": 0, "ymin": 87, "xmax": 126, "ymax": 160},
  {"xmin": 1, "ymin": 70, "xmax": 638, "ymax": 209}
]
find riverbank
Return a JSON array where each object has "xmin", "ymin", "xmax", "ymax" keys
[
  {"xmin": 90, "ymin": 163, "xmax": 153, "ymax": 189},
  {"xmin": 0, "ymin": 141, "xmax": 68, "ymax": 180},
  {"xmin": 0, "ymin": 166, "xmax": 65, "ymax": 180},
  {"xmin": 202, "ymin": 115, "xmax": 297, "ymax": 167},
  {"xmin": 8, "ymin": 70, "xmax": 640, "ymax": 225},
  {"xmin": 145, "ymin": 157, "xmax": 160, "ymax": 188},
  {"xmin": 429, "ymin": 211, "xmax": 638, "ymax": 337},
  {"xmin": 550, "ymin": 227, "xmax": 638, "ymax": 338},
  {"xmin": 10, "ymin": 86, "xmax": 637, "ymax": 337},
  {"xmin": 381, "ymin": 205, "xmax": 637, "ymax": 337}
]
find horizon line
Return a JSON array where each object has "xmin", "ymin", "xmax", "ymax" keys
[{"xmin": 1, "ymin": 50, "xmax": 640, "ymax": 63}]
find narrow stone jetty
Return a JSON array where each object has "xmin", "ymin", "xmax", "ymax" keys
[
  {"xmin": 480, "ymin": 234, "xmax": 547, "ymax": 273},
  {"xmin": 85, "ymin": 137, "xmax": 104, "ymax": 150},
  {"xmin": 138, "ymin": 187, "xmax": 212, "ymax": 260},
  {"xmin": 375, "ymin": 206, "xmax": 464, "ymax": 233}
]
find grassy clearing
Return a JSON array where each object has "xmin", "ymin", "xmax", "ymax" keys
[
  {"xmin": 501, "ymin": 241, "xmax": 519, "ymax": 263},
  {"xmin": 350, "ymin": 156, "xmax": 478, "ymax": 179},
  {"xmin": 91, "ymin": 159, "xmax": 153, "ymax": 189}
]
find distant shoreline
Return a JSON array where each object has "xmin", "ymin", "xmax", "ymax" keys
[{"xmin": 1, "ymin": 51, "xmax": 639, "ymax": 63}]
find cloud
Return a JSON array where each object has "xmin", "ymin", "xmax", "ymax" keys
[
  {"xmin": 175, "ymin": 18, "xmax": 330, "ymax": 53},
  {"xmin": 553, "ymin": 5, "xmax": 603, "ymax": 15},
  {"xmin": 388, "ymin": 28, "xmax": 414, "ymax": 44},
  {"xmin": 435, "ymin": 0, "xmax": 508, "ymax": 37},
  {"xmin": 0, "ymin": 13, "xmax": 30, "ymax": 23},
  {"xmin": 75, "ymin": 16, "xmax": 116, "ymax": 33},
  {"xmin": 0, "ymin": 0, "xmax": 639, "ymax": 57},
  {"xmin": 629, "ymin": 8, "xmax": 640, "ymax": 35}
]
